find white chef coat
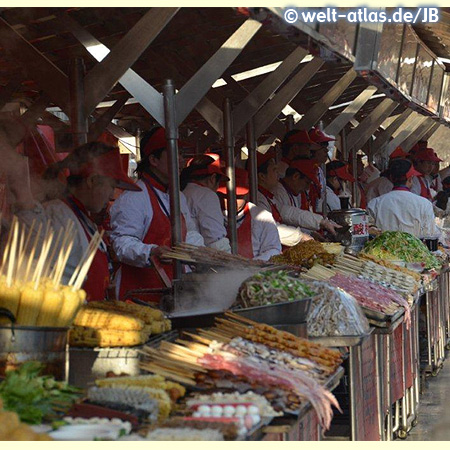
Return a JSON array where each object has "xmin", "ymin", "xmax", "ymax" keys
[
  {"xmin": 410, "ymin": 175, "xmax": 432, "ymax": 199},
  {"xmin": 110, "ymin": 178, "xmax": 204, "ymax": 268},
  {"xmin": 16, "ymin": 199, "xmax": 92, "ymax": 285},
  {"xmin": 326, "ymin": 186, "xmax": 341, "ymax": 212},
  {"xmin": 225, "ymin": 202, "xmax": 281, "ymax": 261},
  {"xmin": 273, "ymin": 182, "xmax": 323, "ymax": 231},
  {"xmin": 430, "ymin": 174, "xmax": 442, "ymax": 198},
  {"xmin": 315, "ymin": 166, "xmax": 327, "ymax": 214},
  {"xmin": 367, "ymin": 189, "xmax": 441, "ymax": 238},
  {"xmin": 256, "ymin": 190, "xmax": 312, "ymax": 246},
  {"xmin": 277, "ymin": 159, "xmax": 289, "ymax": 179},
  {"xmin": 183, "ymin": 182, "xmax": 231, "ymax": 252},
  {"xmin": 366, "ymin": 176, "xmax": 393, "ymax": 203}
]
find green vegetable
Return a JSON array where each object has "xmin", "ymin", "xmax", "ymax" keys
[
  {"xmin": 362, "ymin": 231, "xmax": 440, "ymax": 270},
  {"xmin": 236, "ymin": 270, "xmax": 316, "ymax": 308},
  {"xmin": 0, "ymin": 362, "xmax": 81, "ymax": 424}
]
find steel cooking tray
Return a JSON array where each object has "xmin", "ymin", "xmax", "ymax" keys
[
  {"xmin": 309, "ymin": 330, "xmax": 373, "ymax": 348},
  {"xmin": 233, "ymin": 297, "xmax": 311, "ymax": 325},
  {"xmin": 362, "ymin": 306, "xmax": 404, "ymax": 327}
]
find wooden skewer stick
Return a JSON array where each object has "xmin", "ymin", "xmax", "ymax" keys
[
  {"xmin": 23, "ymin": 222, "xmax": 43, "ymax": 283},
  {"xmin": 42, "ymin": 226, "xmax": 64, "ymax": 280},
  {"xmin": 16, "ymin": 218, "xmax": 36, "ymax": 279},
  {"xmin": 51, "ymin": 221, "xmax": 75, "ymax": 286},
  {"xmin": 73, "ymin": 231, "xmax": 104, "ymax": 290},
  {"xmin": 6, "ymin": 218, "xmax": 19, "ymax": 287}
]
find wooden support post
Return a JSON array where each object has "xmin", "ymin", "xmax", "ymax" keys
[
  {"xmin": 296, "ymin": 68, "xmax": 357, "ymax": 130},
  {"xmin": 246, "ymin": 119, "xmax": 258, "ymax": 204},
  {"xmin": 346, "ymin": 99, "xmax": 398, "ymax": 151},
  {"xmin": 324, "ymin": 86, "xmax": 378, "ymax": 137},
  {"xmin": 401, "ymin": 119, "xmax": 436, "ymax": 152},
  {"xmin": 69, "ymin": 57, "xmax": 88, "ymax": 147},
  {"xmin": 371, "ymin": 109, "xmax": 414, "ymax": 155},
  {"xmin": 253, "ymin": 58, "xmax": 324, "ymax": 138},
  {"xmin": 384, "ymin": 114, "xmax": 428, "ymax": 155}
]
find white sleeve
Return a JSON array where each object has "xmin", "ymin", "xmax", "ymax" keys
[
  {"xmin": 274, "ymin": 185, "xmax": 322, "ymax": 231},
  {"xmin": 277, "ymin": 223, "xmax": 311, "ymax": 246},
  {"xmin": 326, "ymin": 188, "xmax": 341, "ymax": 211},
  {"xmin": 180, "ymin": 192, "xmax": 204, "ymax": 247},
  {"xmin": 410, "ymin": 177, "xmax": 421, "ymax": 196},
  {"xmin": 110, "ymin": 189, "xmax": 154, "ymax": 268},
  {"xmin": 251, "ymin": 206, "xmax": 281, "ymax": 261},
  {"xmin": 194, "ymin": 189, "xmax": 229, "ymax": 247},
  {"xmin": 210, "ymin": 237, "xmax": 232, "ymax": 253},
  {"xmin": 422, "ymin": 201, "xmax": 442, "ymax": 239},
  {"xmin": 256, "ymin": 191, "xmax": 271, "ymax": 213}
]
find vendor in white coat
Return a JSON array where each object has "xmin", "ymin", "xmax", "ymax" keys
[
  {"xmin": 367, "ymin": 159, "xmax": 441, "ymax": 238},
  {"xmin": 411, "ymin": 148, "xmax": 442, "ymax": 201},
  {"xmin": 325, "ymin": 161, "xmax": 355, "ymax": 212},
  {"xmin": 365, "ymin": 147, "xmax": 407, "ymax": 203},
  {"xmin": 110, "ymin": 127, "xmax": 204, "ymax": 302},
  {"xmin": 181, "ymin": 154, "xmax": 231, "ymax": 253},
  {"xmin": 217, "ymin": 168, "xmax": 281, "ymax": 261},
  {"xmin": 255, "ymin": 150, "xmax": 313, "ymax": 246},
  {"xmin": 274, "ymin": 159, "xmax": 340, "ymax": 235},
  {"xmin": 277, "ymin": 129, "xmax": 322, "ymax": 178}
]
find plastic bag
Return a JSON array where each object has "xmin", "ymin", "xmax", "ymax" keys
[{"xmin": 305, "ymin": 281, "xmax": 370, "ymax": 337}]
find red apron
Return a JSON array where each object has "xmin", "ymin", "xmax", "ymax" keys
[
  {"xmin": 259, "ymin": 187, "xmax": 282, "ymax": 223},
  {"xmin": 64, "ymin": 197, "xmax": 110, "ymax": 302},
  {"xmin": 418, "ymin": 176, "xmax": 432, "ymax": 201},
  {"xmin": 300, "ymin": 192, "xmax": 311, "ymax": 211},
  {"xmin": 358, "ymin": 183, "xmax": 367, "ymax": 210},
  {"xmin": 118, "ymin": 174, "xmax": 187, "ymax": 303},
  {"xmin": 233, "ymin": 203, "xmax": 254, "ymax": 259}
]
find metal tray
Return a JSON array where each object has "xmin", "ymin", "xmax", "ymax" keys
[
  {"xmin": 233, "ymin": 297, "xmax": 311, "ymax": 326},
  {"xmin": 362, "ymin": 305, "xmax": 404, "ymax": 324},
  {"xmin": 309, "ymin": 331, "xmax": 373, "ymax": 348}
]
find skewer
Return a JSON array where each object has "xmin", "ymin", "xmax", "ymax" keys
[
  {"xmin": 139, "ymin": 363, "xmax": 197, "ymax": 386},
  {"xmin": 23, "ymin": 222, "xmax": 43, "ymax": 283},
  {"xmin": 6, "ymin": 218, "xmax": 19, "ymax": 287}
]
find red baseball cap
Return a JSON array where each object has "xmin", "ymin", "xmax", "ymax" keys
[
  {"xmin": 187, "ymin": 153, "xmax": 229, "ymax": 180},
  {"xmin": 328, "ymin": 164, "xmax": 356, "ymax": 182},
  {"xmin": 389, "ymin": 146, "xmax": 409, "ymax": 159},
  {"xmin": 414, "ymin": 148, "xmax": 442, "ymax": 162},
  {"xmin": 309, "ymin": 127, "xmax": 335, "ymax": 143},
  {"xmin": 217, "ymin": 168, "xmax": 249, "ymax": 197},
  {"xmin": 289, "ymin": 159, "xmax": 320, "ymax": 186},
  {"xmin": 283, "ymin": 129, "xmax": 314, "ymax": 145},
  {"xmin": 256, "ymin": 149, "xmax": 277, "ymax": 168},
  {"xmin": 141, "ymin": 127, "xmax": 191, "ymax": 158},
  {"xmin": 72, "ymin": 147, "xmax": 141, "ymax": 191},
  {"xmin": 406, "ymin": 165, "xmax": 422, "ymax": 179}
]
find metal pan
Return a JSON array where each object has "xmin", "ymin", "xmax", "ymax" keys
[
  {"xmin": 233, "ymin": 297, "xmax": 311, "ymax": 325},
  {"xmin": 361, "ymin": 305, "xmax": 404, "ymax": 323},
  {"xmin": 309, "ymin": 331, "xmax": 373, "ymax": 348}
]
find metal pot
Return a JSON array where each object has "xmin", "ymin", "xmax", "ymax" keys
[
  {"xmin": 327, "ymin": 208, "xmax": 369, "ymax": 252},
  {"xmin": 0, "ymin": 308, "xmax": 69, "ymax": 381}
]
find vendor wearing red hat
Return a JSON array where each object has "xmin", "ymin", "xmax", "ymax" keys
[
  {"xmin": 217, "ymin": 168, "xmax": 281, "ymax": 261},
  {"xmin": 180, "ymin": 153, "xmax": 231, "ymax": 253},
  {"xmin": 309, "ymin": 127, "xmax": 334, "ymax": 213},
  {"xmin": 325, "ymin": 161, "xmax": 355, "ymax": 212},
  {"xmin": 430, "ymin": 151, "xmax": 443, "ymax": 196},
  {"xmin": 110, "ymin": 127, "xmax": 204, "ymax": 302},
  {"xmin": 278, "ymin": 129, "xmax": 322, "ymax": 178},
  {"xmin": 411, "ymin": 148, "xmax": 442, "ymax": 201},
  {"xmin": 273, "ymin": 159, "xmax": 341, "ymax": 235},
  {"xmin": 368, "ymin": 159, "xmax": 440, "ymax": 238},
  {"xmin": 254, "ymin": 150, "xmax": 313, "ymax": 246},
  {"xmin": 12, "ymin": 142, "xmax": 140, "ymax": 301}
]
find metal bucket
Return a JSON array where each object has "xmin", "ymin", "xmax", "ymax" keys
[
  {"xmin": 0, "ymin": 308, "xmax": 69, "ymax": 381},
  {"xmin": 328, "ymin": 208, "xmax": 369, "ymax": 252}
]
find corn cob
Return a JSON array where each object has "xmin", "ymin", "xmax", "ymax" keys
[
  {"xmin": 36, "ymin": 289, "xmax": 63, "ymax": 327},
  {"xmin": 16, "ymin": 285, "xmax": 44, "ymax": 326},
  {"xmin": 151, "ymin": 321, "xmax": 165, "ymax": 335},
  {"xmin": 88, "ymin": 300, "xmax": 163, "ymax": 324},
  {"xmin": 163, "ymin": 319, "xmax": 172, "ymax": 332},
  {"xmin": 69, "ymin": 326, "xmax": 150, "ymax": 347},
  {"xmin": 95, "ymin": 374, "xmax": 186, "ymax": 397},
  {"xmin": 57, "ymin": 287, "xmax": 84, "ymax": 327},
  {"xmin": 0, "ymin": 284, "xmax": 21, "ymax": 324},
  {"xmin": 73, "ymin": 307, "xmax": 144, "ymax": 331}
]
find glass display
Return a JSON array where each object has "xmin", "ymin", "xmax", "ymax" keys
[
  {"xmin": 398, "ymin": 26, "xmax": 418, "ymax": 97},
  {"xmin": 377, "ymin": 23, "xmax": 403, "ymax": 84},
  {"xmin": 428, "ymin": 61, "xmax": 444, "ymax": 113},
  {"xmin": 412, "ymin": 45, "xmax": 433, "ymax": 105}
]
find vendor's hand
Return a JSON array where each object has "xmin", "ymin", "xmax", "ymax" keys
[
  {"xmin": 310, "ymin": 231, "xmax": 326, "ymax": 242},
  {"xmin": 320, "ymin": 219, "xmax": 342, "ymax": 235},
  {"xmin": 151, "ymin": 245, "xmax": 172, "ymax": 260}
]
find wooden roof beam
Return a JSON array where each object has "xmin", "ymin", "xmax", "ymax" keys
[{"xmin": 0, "ymin": 17, "xmax": 70, "ymax": 114}]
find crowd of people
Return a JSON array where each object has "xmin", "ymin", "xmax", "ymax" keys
[{"xmin": 4, "ymin": 126, "xmax": 448, "ymax": 305}]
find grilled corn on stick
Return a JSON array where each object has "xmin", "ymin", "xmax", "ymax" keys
[
  {"xmin": 73, "ymin": 307, "xmax": 144, "ymax": 330},
  {"xmin": 16, "ymin": 285, "xmax": 44, "ymax": 326},
  {"xmin": 0, "ymin": 283, "xmax": 21, "ymax": 324},
  {"xmin": 36, "ymin": 288, "xmax": 63, "ymax": 327},
  {"xmin": 57, "ymin": 287, "xmax": 85, "ymax": 327}
]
